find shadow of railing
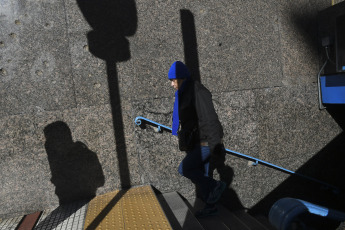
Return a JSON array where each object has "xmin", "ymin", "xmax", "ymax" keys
[{"xmin": 39, "ymin": 121, "xmax": 105, "ymax": 229}]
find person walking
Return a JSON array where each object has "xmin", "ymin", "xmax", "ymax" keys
[{"xmin": 169, "ymin": 61, "xmax": 226, "ymax": 217}]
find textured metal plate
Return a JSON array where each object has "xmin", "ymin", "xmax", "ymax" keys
[
  {"xmin": 0, "ymin": 216, "xmax": 23, "ymax": 230},
  {"xmin": 34, "ymin": 201, "xmax": 88, "ymax": 230},
  {"xmin": 84, "ymin": 185, "xmax": 172, "ymax": 230}
]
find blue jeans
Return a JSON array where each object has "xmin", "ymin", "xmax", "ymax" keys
[{"xmin": 178, "ymin": 145, "xmax": 217, "ymax": 200}]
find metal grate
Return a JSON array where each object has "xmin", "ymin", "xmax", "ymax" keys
[
  {"xmin": 0, "ymin": 216, "xmax": 23, "ymax": 230},
  {"xmin": 34, "ymin": 201, "xmax": 88, "ymax": 230}
]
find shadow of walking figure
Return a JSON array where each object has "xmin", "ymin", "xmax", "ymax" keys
[
  {"xmin": 209, "ymin": 144, "xmax": 245, "ymax": 211},
  {"xmin": 44, "ymin": 121, "xmax": 104, "ymax": 204}
]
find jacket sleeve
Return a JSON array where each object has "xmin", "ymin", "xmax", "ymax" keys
[{"xmin": 194, "ymin": 84, "xmax": 223, "ymax": 154}]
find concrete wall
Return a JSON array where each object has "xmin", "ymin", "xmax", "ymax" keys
[{"xmin": 1, "ymin": 0, "xmax": 345, "ymax": 218}]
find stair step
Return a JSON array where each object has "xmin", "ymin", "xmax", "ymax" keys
[
  {"xmin": 156, "ymin": 193, "xmax": 183, "ymax": 230},
  {"xmin": 158, "ymin": 192, "xmax": 205, "ymax": 230},
  {"xmin": 197, "ymin": 217, "xmax": 230, "ymax": 230},
  {"xmin": 251, "ymin": 214, "xmax": 276, "ymax": 230},
  {"xmin": 185, "ymin": 198, "xmax": 230, "ymax": 230},
  {"xmin": 232, "ymin": 210, "xmax": 270, "ymax": 230},
  {"xmin": 188, "ymin": 197, "xmax": 276, "ymax": 230},
  {"xmin": 216, "ymin": 205, "xmax": 252, "ymax": 230},
  {"xmin": 189, "ymin": 198, "xmax": 251, "ymax": 230}
]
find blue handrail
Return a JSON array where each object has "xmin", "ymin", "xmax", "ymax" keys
[
  {"xmin": 135, "ymin": 116, "xmax": 172, "ymax": 132},
  {"xmin": 134, "ymin": 116, "xmax": 339, "ymax": 192}
]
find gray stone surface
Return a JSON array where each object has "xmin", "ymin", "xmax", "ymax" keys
[
  {"xmin": 255, "ymin": 84, "xmax": 341, "ymax": 164},
  {"xmin": 214, "ymin": 90, "xmax": 258, "ymax": 157},
  {"xmin": 194, "ymin": 0, "xmax": 283, "ymax": 92},
  {"xmin": 68, "ymin": 32, "xmax": 109, "ymax": 107},
  {"xmin": 0, "ymin": 0, "xmax": 76, "ymax": 117},
  {"xmin": 1, "ymin": 0, "xmax": 344, "ymax": 223},
  {"xmin": 132, "ymin": 98, "xmax": 187, "ymax": 193},
  {"xmin": 278, "ymin": 1, "xmax": 329, "ymax": 85}
]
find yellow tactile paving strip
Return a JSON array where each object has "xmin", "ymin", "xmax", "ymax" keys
[{"xmin": 84, "ymin": 185, "xmax": 172, "ymax": 230}]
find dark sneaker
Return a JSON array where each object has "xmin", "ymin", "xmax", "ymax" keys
[
  {"xmin": 195, "ymin": 205, "xmax": 218, "ymax": 218},
  {"xmin": 207, "ymin": 181, "xmax": 226, "ymax": 204}
]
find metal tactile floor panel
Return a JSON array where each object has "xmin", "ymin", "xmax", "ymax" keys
[
  {"xmin": 84, "ymin": 185, "xmax": 172, "ymax": 230},
  {"xmin": 34, "ymin": 201, "xmax": 88, "ymax": 230},
  {"xmin": 0, "ymin": 216, "xmax": 23, "ymax": 230}
]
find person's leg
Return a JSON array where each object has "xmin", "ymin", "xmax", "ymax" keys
[
  {"xmin": 201, "ymin": 146, "xmax": 210, "ymax": 177},
  {"xmin": 178, "ymin": 145, "xmax": 217, "ymax": 200}
]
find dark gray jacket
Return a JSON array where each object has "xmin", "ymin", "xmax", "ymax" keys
[{"xmin": 179, "ymin": 79, "xmax": 223, "ymax": 153}]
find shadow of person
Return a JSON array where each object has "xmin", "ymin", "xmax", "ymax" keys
[
  {"xmin": 35, "ymin": 121, "xmax": 104, "ymax": 229},
  {"xmin": 44, "ymin": 121, "xmax": 104, "ymax": 204},
  {"xmin": 216, "ymin": 165, "xmax": 245, "ymax": 211},
  {"xmin": 209, "ymin": 144, "xmax": 245, "ymax": 211}
]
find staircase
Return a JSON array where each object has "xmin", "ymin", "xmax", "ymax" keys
[
  {"xmin": 0, "ymin": 185, "xmax": 275, "ymax": 230},
  {"xmin": 156, "ymin": 190, "xmax": 275, "ymax": 230}
]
